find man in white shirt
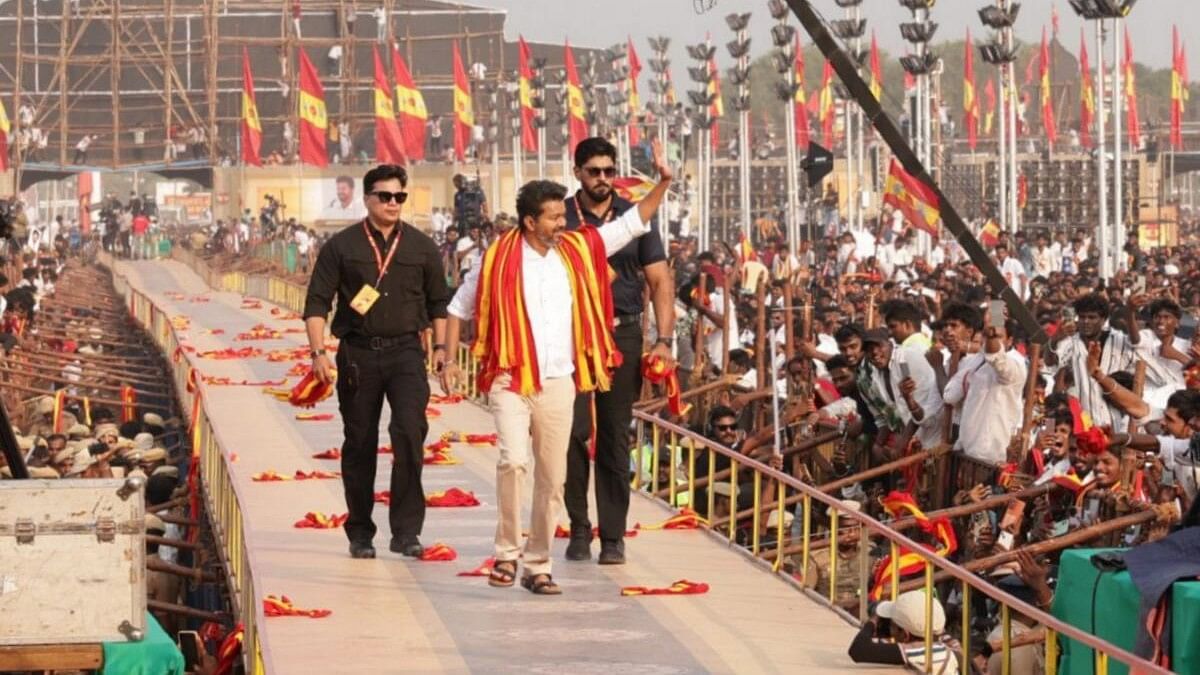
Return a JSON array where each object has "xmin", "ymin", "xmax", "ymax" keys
[
  {"xmin": 1032, "ymin": 232, "xmax": 1055, "ymax": 278},
  {"xmin": 1136, "ymin": 298, "xmax": 1191, "ymax": 409},
  {"xmin": 879, "ymin": 300, "xmax": 944, "ymax": 451},
  {"xmin": 995, "ymin": 243, "xmax": 1028, "ymax": 300},
  {"xmin": 441, "ymin": 147, "xmax": 672, "ymax": 595},
  {"xmin": 322, "ymin": 175, "xmax": 367, "ymax": 220},
  {"xmin": 941, "ymin": 304, "xmax": 1027, "ymax": 464},
  {"xmin": 1054, "ymin": 293, "xmax": 1139, "ymax": 429}
]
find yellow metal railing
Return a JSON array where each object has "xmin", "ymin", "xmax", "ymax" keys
[
  {"xmin": 103, "ymin": 253, "xmax": 271, "ymax": 674},
  {"xmin": 630, "ymin": 412, "xmax": 1171, "ymax": 675}
]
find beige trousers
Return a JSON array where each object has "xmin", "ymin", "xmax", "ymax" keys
[{"xmin": 489, "ymin": 374, "xmax": 576, "ymax": 577}]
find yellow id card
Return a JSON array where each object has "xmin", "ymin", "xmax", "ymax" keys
[{"xmin": 349, "ymin": 284, "xmax": 381, "ymax": 315}]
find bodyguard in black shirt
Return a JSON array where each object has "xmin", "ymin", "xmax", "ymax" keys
[
  {"xmin": 303, "ymin": 164, "xmax": 450, "ymax": 560},
  {"xmin": 563, "ymin": 138, "xmax": 676, "ymax": 564}
]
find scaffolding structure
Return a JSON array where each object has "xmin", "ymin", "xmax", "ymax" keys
[{"xmin": 0, "ymin": 0, "xmax": 549, "ymax": 182}]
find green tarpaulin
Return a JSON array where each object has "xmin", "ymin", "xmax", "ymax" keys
[{"xmin": 101, "ymin": 612, "xmax": 185, "ymax": 675}]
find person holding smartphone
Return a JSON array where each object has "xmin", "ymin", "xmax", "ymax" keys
[{"xmin": 941, "ymin": 301, "xmax": 1027, "ymax": 464}]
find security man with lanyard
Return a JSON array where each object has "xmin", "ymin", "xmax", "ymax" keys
[
  {"xmin": 304, "ymin": 164, "xmax": 451, "ymax": 561},
  {"xmin": 563, "ymin": 137, "xmax": 676, "ymax": 564}
]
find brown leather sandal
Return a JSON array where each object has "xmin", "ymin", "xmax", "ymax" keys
[
  {"xmin": 489, "ymin": 560, "xmax": 517, "ymax": 587},
  {"xmin": 520, "ymin": 573, "xmax": 562, "ymax": 595}
]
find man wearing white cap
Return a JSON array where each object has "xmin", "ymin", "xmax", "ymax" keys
[{"xmin": 848, "ymin": 589, "xmax": 959, "ymax": 674}]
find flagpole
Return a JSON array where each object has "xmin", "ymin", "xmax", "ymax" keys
[
  {"xmin": 1112, "ymin": 17, "xmax": 1124, "ymax": 273},
  {"xmin": 1005, "ymin": 3, "xmax": 1018, "ymax": 235},
  {"xmin": 1096, "ymin": 19, "xmax": 1111, "ymax": 280}
]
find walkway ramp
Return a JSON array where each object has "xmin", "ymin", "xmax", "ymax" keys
[{"xmin": 115, "ymin": 258, "xmax": 893, "ymax": 674}]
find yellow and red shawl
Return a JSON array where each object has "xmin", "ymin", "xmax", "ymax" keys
[{"xmin": 472, "ymin": 227, "xmax": 621, "ymax": 396}]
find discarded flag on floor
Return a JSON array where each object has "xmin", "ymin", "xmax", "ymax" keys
[
  {"xmin": 640, "ymin": 508, "xmax": 708, "ymax": 530},
  {"xmin": 456, "ymin": 557, "xmax": 496, "ymax": 577},
  {"xmin": 425, "ymin": 487, "xmax": 480, "ymax": 507},
  {"xmin": 295, "ymin": 413, "xmax": 335, "ymax": 422},
  {"xmin": 440, "ymin": 432, "xmax": 498, "ymax": 446},
  {"xmin": 418, "ymin": 542, "xmax": 458, "ymax": 561},
  {"xmin": 293, "ymin": 512, "xmax": 348, "ymax": 529},
  {"xmin": 620, "ymin": 580, "xmax": 710, "ymax": 596},
  {"xmin": 263, "ymin": 595, "xmax": 331, "ymax": 618}
]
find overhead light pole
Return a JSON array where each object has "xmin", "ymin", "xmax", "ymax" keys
[{"xmin": 979, "ymin": 2, "xmax": 1021, "ymax": 234}]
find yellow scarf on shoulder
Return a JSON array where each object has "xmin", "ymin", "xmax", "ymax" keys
[{"xmin": 473, "ymin": 227, "xmax": 621, "ymax": 396}]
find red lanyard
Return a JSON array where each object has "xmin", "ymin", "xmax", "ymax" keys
[
  {"xmin": 363, "ymin": 220, "xmax": 402, "ymax": 287},
  {"xmin": 573, "ymin": 195, "xmax": 615, "ymax": 226}
]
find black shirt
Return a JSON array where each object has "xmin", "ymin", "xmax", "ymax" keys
[
  {"xmin": 303, "ymin": 220, "xmax": 450, "ymax": 338},
  {"xmin": 564, "ymin": 192, "xmax": 667, "ymax": 316}
]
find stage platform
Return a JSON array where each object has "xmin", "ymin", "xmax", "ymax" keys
[{"xmin": 114, "ymin": 258, "xmax": 891, "ymax": 674}]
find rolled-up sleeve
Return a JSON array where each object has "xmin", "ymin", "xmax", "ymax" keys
[
  {"xmin": 598, "ymin": 207, "xmax": 648, "ymax": 257},
  {"xmin": 448, "ymin": 260, "xmax": 481, "ymax": 321},
  {"xmin": 303, "ymin": 240, "xmax": 340, "ymax": 320}
]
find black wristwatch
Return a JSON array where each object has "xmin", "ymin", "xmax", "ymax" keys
[
  {"xmin": 655, "ymin": 337, "xmax": 675, "ymax": 347},
  {"xmin": 433, "ymin": 343, "xmax": 447, "ymax": 351},
  {"xmin": 310, "ymin": 348, "xmax": 326, "ymax": 359}
]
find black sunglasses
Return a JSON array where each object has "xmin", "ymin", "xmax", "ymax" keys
[
  {"xmin": 370, "ymin": 190, "xmax": 408, "ymax": 204},
  {"xmin": 583, "ymin": 166, "xmax": 618, "ymax": 178},
  {"xmin": 714, "ymin": 424, "xmax": 738, "ymax": 432}
]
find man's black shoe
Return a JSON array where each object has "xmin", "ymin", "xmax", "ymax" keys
[
  {"xmin": 597, "ymin": 539, "xmax": 625, "ymax": 565},
  {"xmin": 390, "ymin": 536, "xmax": 424, "ymax": 558},
  {"xmin": 349, "ymin": 541, "xmax": 376, "ymax": 559},
  {"xmin": 565, "ymin": 527, "xmax": 592, "ymax": 561}
]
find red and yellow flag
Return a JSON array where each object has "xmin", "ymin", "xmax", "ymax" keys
[
  {"xmin": 983, "ymin": 79, "xmax": 996, "ymax": 136},
  {"xmin": 517, "ymin": 36, "xmax": 538, "ymax": 152},
  {"xmin": 564, "ymin": 40, "xmax": 589, "ymax": 156},
  {"xmin": 1039, "ymin": 28, "xmax": 1056, "ymax": 149},
  {"xmin": 869, "ymin": 31, "xmax": 883, "ymax": 102},
  {"xmin": 627, "ymin": 37, "xmax": 642, "ymax": 146},
  {"xmin": 708, "ymin": 43, "xmax": 723, "ymax": 150},
  {"xmin": 120, "ymin": 385, "xmax": 137, "ymax": 423},
  {"xmin": 964, "ymin": 29, "xmax": 979, "ymax": 151},
  {"xmin": 452, "ymin": 41, "xmax": 473, "ymax": 162},
  {"xmin": 1172, "ymin": 27, "xmax": 1188, "ymax": 150},
  {"xmin": 818, "ymin": 60, "xmax": 835, "ymax": 148},
  {"xmin": 794, "ymin": 33, "xmax": 810, "ymax": 149},
  {"xmin": 372, "ymin": 45, "xmax": 406, "ymax": 164},
  {"xmin": 1124, "ymin": 28, "xmax": 1141, "ymax": 149},
  {"xmin": 392, "ymin": 46, "xmax": 427, "ymax": 162},
  {"xmin": 241, "ymin": 47, "xmax": 262, "ymax": 167},
  {"xmin": 870, "ymin": 492, "xmax": 957, "ymax": 601},
  {"xmin": 1080, "ymin": 30, "xmax": 1095, "ymax": 149},
  {"xmin": 297, "ymin": 49, "xmax": 328, "ymax": 167},
  {"xmin": 883, "ymin": 160, "xmax": 941, "ymax": 236},
  {"xmin": 0, "ymin": 95, "xmax": 10, "ymax": 171}
]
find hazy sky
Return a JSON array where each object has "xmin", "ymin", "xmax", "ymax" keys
[{"xmin": 469, "ymin": 0, "xmax": 1195, "ymax": 73}]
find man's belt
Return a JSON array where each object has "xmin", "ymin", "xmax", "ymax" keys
[
  {"xmin": 614, "ymin": 313, "xmax": 642, "ymax": 328},
  {"xmin": 341, "ymin": 333, "xmax": 417, "ymax": 350}
]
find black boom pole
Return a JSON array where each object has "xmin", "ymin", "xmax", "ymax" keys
[{"xmin": 787, "ymin": 0, "xmax": 1047, "ymax": 344}]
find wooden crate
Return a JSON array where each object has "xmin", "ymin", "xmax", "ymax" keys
[{"xmin": 0, "ymin": 478, "xmax": 147, "ymax": 645}]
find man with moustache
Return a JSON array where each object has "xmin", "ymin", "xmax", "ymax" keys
[
  {"xmin": 440, "ymin": 142, "xmax": 673, "ymax": 594},
  {"xmin": 303, "ymin": 164, "xmax": 450, "ymax": 560},
  {"xmin": 562, "ymin": 137, "xmax": 676, "ymax": 565}
]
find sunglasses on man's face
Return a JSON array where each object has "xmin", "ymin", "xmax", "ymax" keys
[
  {"xmin": 714, "ymin": 424, "xmax": 738, "ymax": 432},
  {"xmin": 582, "ymin": 166, "xmax": 618, "ymax": 178},
  {"xmin": 370, "ymin": 190, "xmax": 408, "ymax": 204}
]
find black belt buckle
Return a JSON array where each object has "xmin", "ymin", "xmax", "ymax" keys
[{"xmin": 369, "ymin": 336, "xmax": 386, "ymax": 350}]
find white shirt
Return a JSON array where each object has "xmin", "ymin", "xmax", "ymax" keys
[
  {"xmin": 1137, "ymin": 330, "xmax": 1189, "ymax": 409},
  {"xmin": 704, "ymin": 288, "xmax": 740, "ymax": 368},
  {"xmin": 999, "ymin": 257, "xmax": 1027, "ymax": 299},
  {"xmin": 456, "ymin": 236, "xmax": 479, "ymax": 272},
  {"xmin": 1056, "ymin": 330, "xmax": 1139, "ymax": 430},
  {"xmin": 1032, "ymin": 246, "xmax": 1055, "ymax": 278},
  {"xmin": 889, "ymin": 335, "xmax": 945, "ymax": 450},
  {"xmin": 448, "ymin": 207, "xmax": 650, "ymax": 385},
  {"xmin": 942, "ymin": 348, "xmax": 1027, "ymax": 464}
]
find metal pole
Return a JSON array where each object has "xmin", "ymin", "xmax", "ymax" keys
[
  {"xmin": 784, "ymin": 62, "xmax": 799, "ymax": 255},
  {"xmin": 537, "ymin": 127, "xmax": 546, "ymax": 178},
  {"xmin": 1112, "ymin": 17, "xmax": 1124, "ymax": 272},
  {"xmin": 1005, "ymin": 8, "xmax": 1018, "ymax": 234},
  {"xmin": 997, "ymin": 67, "xmax": 1008, "ymax": 230},
  {"xmin": 1096, "ymin": 20, "xmax": 1110, "ymax": 280}
]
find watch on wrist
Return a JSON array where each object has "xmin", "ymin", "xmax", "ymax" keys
[
  {"xmin": 433, "ymin": 343, "xmax": 447, "ymax": 351},
  {"xmin": 655, "ymin": 337, "xmax": 675, "ymax": 347},
  {"xmin": 310, "ymin": 348, "xmax": 326, "ymax": 359}
]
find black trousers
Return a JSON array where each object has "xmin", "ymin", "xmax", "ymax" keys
[
  {"xmin": 565, "ymin": 323, "xmax": 643, "ymax": 541},
  {"xmin": 335, "ymin": 336, "xmax": 429, "ymax": 543}
]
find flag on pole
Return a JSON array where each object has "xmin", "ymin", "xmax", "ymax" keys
[
  {"xmin": 883, "ymin": 160, "xmax": 941, "ymax": 236},
  {"xmin": 818, "ymin": 60, "xmax": 835, "ymax": 148},
  {"xmin": 707, "ymin": 46, "xmax": 724, "ymax": 151},
  {"xmin": 517, "ymin": 36, "xmax": 538, "ymax": 152},
  {"xmin": 297, "ymin": 49, "xmax": 328, "ymax": 167},
  {"xmin": 665, "ymin": 68, "xmax": 677, "ymax": 106},
  {"xmin": 1172, "ymin": 27, "xmax": 1187, "ymax": 150},
  {"xmin": 240, "ymin": 48, "xmax": 262, "ymax": 167},
  {"xmin": 372, "ymin": 45, "xmax": 405, "ymax": 164},
  {"xmin": 1052, "ymin": 3, "xmax": 1061, "ymax": 39},
  {"xmin": 565, "ymin": 40, "xmax": 589, "ymax": 156},
  {"xmin": 0, "ymin": 93, "xmax": 9, "ymax": 172},
  {"xmin": 903, "ymin": 54, "xmax": 915, "ymax": 93},
  {"xmin": 794, "ymin": 33, "xmax": 810, "ymax": 149},
  {"xmin": 392, "ymin": 46, "xmax": 427, "ymax": 162},
  {"xmin": 1124, "ymin": 28, "xmax": 1141, "ymax": 150},
  {"xmin": 964, "ymin": 29, "xmax": 979, "ymax": 151},
  {"xmin": 1080, "ymin": 30, "xmax": 1095, "ymax": 149},
  {"xmin": 627, "ymin": 37, "xmax": 642, "ymax": 146},
  {"xmin": 983, "ymin": 79, "xmax": 996, "ymax": 136},
  {"xmin": 1039, "ymin": 28, "xmax": 1057, "ymax": 149},
  {"xmin": 869, "ymin": 32, "xmax": 883, "ymax": 101},
  {"xmin": 452, "ymin": 42, "xmax": 474, "ymax": 162}
]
